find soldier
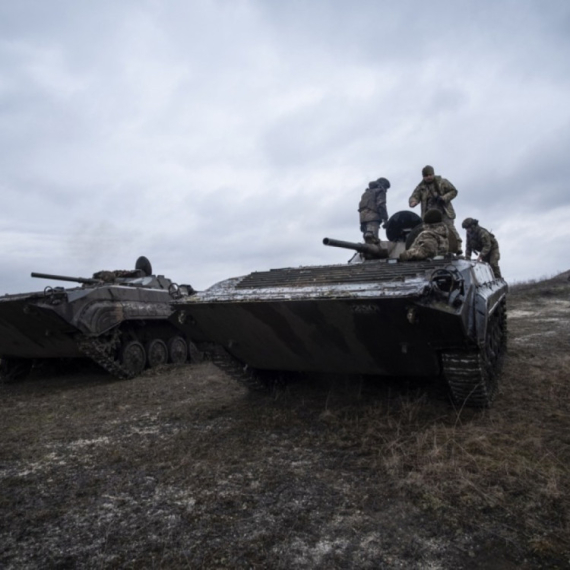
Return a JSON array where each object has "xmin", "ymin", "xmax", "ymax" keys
[
  {"xmin": 462, "ymin": 218, "xmax": 502, "ymax": 278},
  {"xmin": 92, "ymin": 269, "xmax": 144, "ymax": 282},
  {"xmin": 92, "ymin": 256, "xmax": 153, "ymax": 283},
  {"xmin": 399, "ymin": 209, "xmax": 449, "ymax": 261},
  {"xmin": 409, "ymin": 165, "xmax": 462, "ymax": 253},
  {"xmin": 359, "ymin": 177, "xmax": 390, "ymax": 243}
]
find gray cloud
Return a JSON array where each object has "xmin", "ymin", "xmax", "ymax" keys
[{"xmin": 1, "ymin": 0, "xmax": 569, "ymax": 295}]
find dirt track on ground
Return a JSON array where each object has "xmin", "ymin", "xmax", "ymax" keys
[{"xmin": 1, "ymin": 273, "xmax": 569, "ymax": 569}]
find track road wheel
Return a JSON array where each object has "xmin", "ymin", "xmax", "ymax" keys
[
  {"xmin": 167, "ymin": 336, "xmax": 188, "ymax": 364},
  {"xmin": 146, "ymin": 339, "xmax": 168, "ymax": 368},
  {"xmin": 120, "ymin": 341, "xmax": 146, "ymax": 377}
]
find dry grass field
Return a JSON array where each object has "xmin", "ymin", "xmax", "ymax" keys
[{"xmin": 1, "ymin": 272, "xmax": 569, "ymax": 569}]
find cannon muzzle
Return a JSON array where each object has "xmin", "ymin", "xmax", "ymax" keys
[{"xmin": 323, "ymin": 238, "xmax": 388, "ymax": 259}]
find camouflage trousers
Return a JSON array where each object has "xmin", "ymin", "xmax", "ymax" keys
[
  {"xmin": 482, "ymin": 247, "xmax": 502, "ymax": 278},
  {"xmin": 442, "ymin": 217, "xmax": 463, "ymax": 253},
  {"xmin": 360, "ymin": 221, "xmax": 380, "ymax": 243}
]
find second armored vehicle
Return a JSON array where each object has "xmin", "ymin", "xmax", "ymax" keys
[{"xmin": 0, "ymin": 257, "xmax": 197, "ymax": 381}]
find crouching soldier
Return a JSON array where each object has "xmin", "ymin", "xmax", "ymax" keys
[
  {"xmin": 400, "ymin": 209, "xmax": 449, "ymax": 261},
  {"xmin": 359, "ymin": 177, "xmax": 390, "ymax": 243},
  {"xmin": 462, "ymin": 218, "xmax": 502, "ymax": 278}
]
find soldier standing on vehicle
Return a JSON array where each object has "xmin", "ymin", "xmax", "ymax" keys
[
  {"xmin": 359, "ymin": 177, "xmax": 390, "ymax": 243},
  {"xmin": 462, "ymin": 218, "xmax": 502, "ymax": 278},
  {"xmin": 399, "ymin": 209, "xmax": 449, "ymax": 261},
  {"xmin": 408, "ymin": 165, "xmax": 462, "ymax": 253}
]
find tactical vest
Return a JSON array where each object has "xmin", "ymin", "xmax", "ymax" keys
[{"xmin": 358, "ymin": 188, "xmax": 377, "ymax": 212}]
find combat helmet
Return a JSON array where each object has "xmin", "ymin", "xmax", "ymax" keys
[
  {"xmin": 423, "ymin": 209, "xmax": 443, "ymax": 224},
  {"xmin": 376, "ymin": 177, "xmax": 390, "ymax": 190},
  {"xmin": 461, "ymin": 218, "xmax": 478, "ymax": 229}
]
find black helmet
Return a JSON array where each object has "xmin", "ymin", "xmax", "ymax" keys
[
  {"xmin": 377, "ymin": 177, "xmax": 390, "ymax": 190},
  {"xmin": 423, "ymin": 209, "xmax": 442, "ymax": 224},
  {"xmin": 461, "ymin": 218, "xmax": 478, "ymax": 229}
]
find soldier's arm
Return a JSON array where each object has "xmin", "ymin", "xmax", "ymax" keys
[
  {"xmin": 409, "ymin": 185, "xmax": 421, "ymax": 208},
  {"xmin": 440, "ymin": 179, "xmax": 458, "ymax": 203}
]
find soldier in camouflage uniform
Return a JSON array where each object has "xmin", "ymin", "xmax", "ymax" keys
[
  {"xmin": 462, "ymin": 218, "xmax": 502, "ymax": 278},
  {"xmin": 359, "ymin": 177, "xmax": 390, "ymax": 243},
  {"xmin": 400, "ymin": 209, "xmax": 449, "ymax": 261},
  {"xmin": 92, "ymin": 256, "xmax": 153, "ymax": 283},
  {"xmin": 92, "ymin": 269, "xmax": 145, "ymax": 283},
  {"xmin": 408, "ymin": 165, "xmax": 462, "ymax": 253}
]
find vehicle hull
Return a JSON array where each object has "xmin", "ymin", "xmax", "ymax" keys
[
  {"xmin": 185, "ymin": 297, "xmax": 471, "ymax": 376},
  {"xmin": 174, "ymin": 258, "xmax": 507, "ymax": 380},
  {"xmin": 0, "ymin": 294, "xmax": 80, "ymax": 358}
]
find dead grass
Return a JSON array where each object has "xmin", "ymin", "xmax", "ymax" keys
[{"xmin": 1, "ymin": 272, "xmax": 570, "ymax": 568}]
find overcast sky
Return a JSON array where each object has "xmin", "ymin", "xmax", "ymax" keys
[{"xmin": 1, "ymin": 0, "xmax": 569, "ymax": 294}]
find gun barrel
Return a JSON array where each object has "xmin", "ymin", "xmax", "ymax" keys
[
  {"xmin": 323, "ymin": 238, "xmax": 367, "ymax": 253},
  {"xmin": 323, "ymin": 237, "xmax": 388, "ymax": 259},
  {"xmin": 31, "ymin": 272, "xmax": 100, "ymax": 285}
]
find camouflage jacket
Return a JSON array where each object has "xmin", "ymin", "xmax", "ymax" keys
[
  {"xmin": 93, "ymin": 269, "xmax": 144, "ymax": 283},
  {"xmin": 359, "ymin": 186, "xmax": 388, "ymax": 223},
  {"xmin": 409, "ymin": 176, "xmax": 457, "ymax": 220},
  {"xmin": 415, "ymin": 222, "xmax": 449, "ymax": 255},
  {"xmin": 465, "ymin": 226, "xmax": 498, "ymax": 258}
]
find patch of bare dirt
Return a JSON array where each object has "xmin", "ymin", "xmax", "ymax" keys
[{"xmin": 1, "ymin": 273, "xmax": 570, "ymax": 569}]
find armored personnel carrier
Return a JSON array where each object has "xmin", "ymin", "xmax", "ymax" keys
[
  {"xmin": 0, "ymin": 257, "xmax": 196, "ymax": 381},
  {"xmin": 172, "ymin": 212, "xmax": 507, "ymax": 407}
]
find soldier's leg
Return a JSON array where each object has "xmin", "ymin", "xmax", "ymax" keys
[
  {"xmin": 400, "ymin": 238, "xmax": 436, "ymax": 261},
  {"xmin": 488, "ymin": 248, "xmax": 502, "ymax": 278},
  {"xmin": 400, "ymin": 247, "xmax": 418, "ymax": 261},
  {"xmin": 361, "ymin": 222, "xmax": 372, "ymax": 242},
  {"xmin": 362, "ymin": 221, "xmax": 380, "ymax": 243},
  {"xmin": 442, "ymin": 217, "xmax": 463, "ymax": 253}
]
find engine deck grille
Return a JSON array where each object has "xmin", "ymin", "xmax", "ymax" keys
[{"xmin": 236, "ymin": 260, "xmax": 447, "ymax": 289}]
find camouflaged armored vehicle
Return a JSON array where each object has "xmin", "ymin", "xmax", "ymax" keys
[
  {"xmin": 0, "ymin": 257, "xmax": 197, "ymax": 381},
  {"xmin": 172, "ymin": 212, "xmax": 508, "ymax": 407}
]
